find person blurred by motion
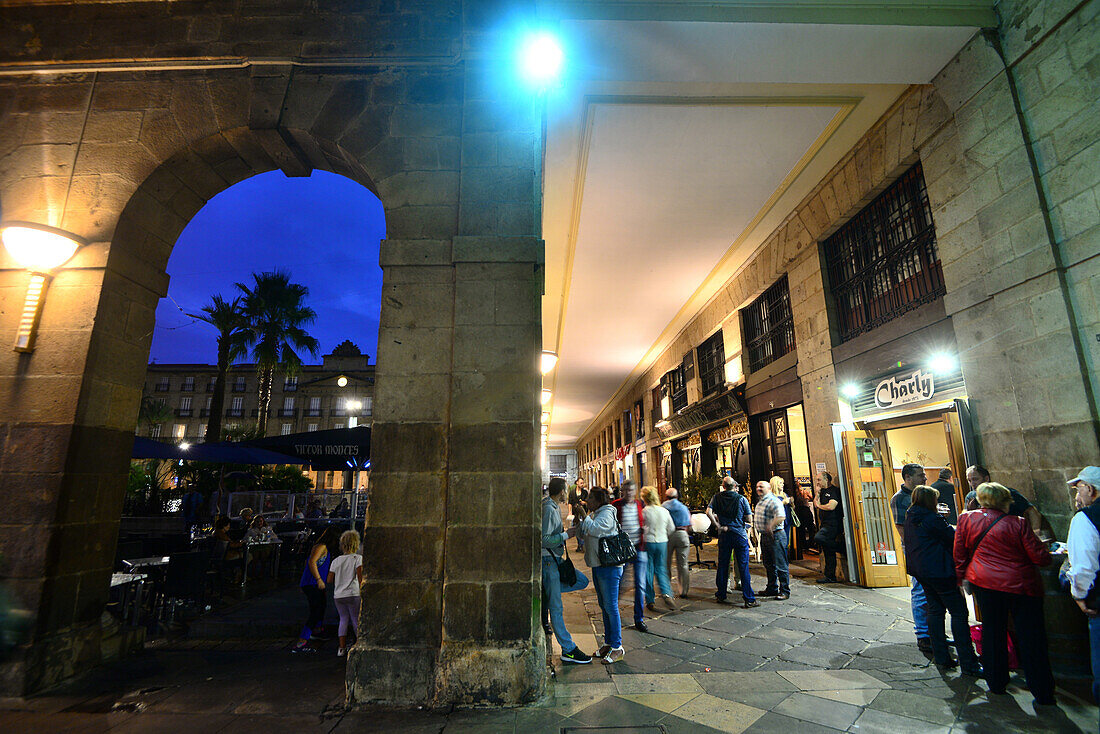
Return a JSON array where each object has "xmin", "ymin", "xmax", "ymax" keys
[
  {"xmin": 292, "ymin": 525, "xmax": 341, "ymax": 652},
  {"xmin": 542, "ymin": 477, "xmax": 592, "ymax": 665},
  {"xmin": 755, "ymin": 479, "xmax": 790, "ymax": 601},
  {"xmin": 892, "ymin": 463, "xmax": 931, "ymax": 654},
  {"xmin": 813, "ymin": 471, "xmax": 844, "ymax": 583},
  {"xmin": 327, "ymin": 529, "xmax": 363, "ymax": 657},
  {"xmin": 569, "ymin": 477, "xmax": 589, "ymax": 552},
  {"xmin": 663, "ymin": 488, "xmax": 692, "ymax": 598},
  {"xmin": 904, "ymin": 485, "xmax": 981, "ymax": 676},
  {"xmin": 707, "ymin": 477, "xmax": 757, "ymax": 608},
  {"xmin": 581, "ymin": 487, "xmax": 625, "ymax": 664},
  {"xmin": 954, "ymin": 482, "xmax": 1055, "ymax": 705},
  {"xmin": 641, "ymin": 486, "xmax": 677, "ymax": 611},
  {"xmin": 612, "ymin": 481, "xmax": 649, "ymax": 632},
  {"xmin": 1064, "ymin": 466, "xmax": 1100, "ymax": 723}
]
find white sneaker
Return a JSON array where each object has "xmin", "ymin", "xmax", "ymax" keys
[
  {"xmin": 601, "ymin": 646, "xmax": 625, "ymax": 664},
  {"xmin": 337, "ymin": 647, "xmax": 346, "ymax": 657}
]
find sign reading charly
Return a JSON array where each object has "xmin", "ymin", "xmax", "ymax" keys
[{"xmin": 874, "ymin": 369, "xmax": 935, "ymax": 409}]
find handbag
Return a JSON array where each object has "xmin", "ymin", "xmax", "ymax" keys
[
  {"xmin": 597, "ymin": 519, "xmax": 638, "ymax": 566},
  {"xmin": 556, "ymin": 546, "xmax": 578, "ymax": 588}
]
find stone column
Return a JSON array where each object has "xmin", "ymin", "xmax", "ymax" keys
[{"xmin": 346, "ymin": 57, "xmax": 545, "ymax": 706}]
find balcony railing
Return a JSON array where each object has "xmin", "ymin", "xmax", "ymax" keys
[
  {"xmin": 226, "ymin": 409, "xmax": 243, "ymax": 417},
  {"xmin": 277, "ymin": 409, "xmax": 298, "ymax": 418},
  {"xmin": 306, "ymin": 409, "xmax": 322, "ymax": 417},
  {"xmin": 232, "ymin": 384, "xmax": 247, "ymax": 392},
  {"xmin": 175, "ymin": 409, "xmax": 192, "ymax": 417},
  {"xmin": 154, "ymin": 384, "xmax": 170, "ymax": 392}
]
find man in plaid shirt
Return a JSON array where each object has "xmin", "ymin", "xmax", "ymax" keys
[{"xmin": 753, "ymin": 480, "xmax": 790, "ymax": 600}]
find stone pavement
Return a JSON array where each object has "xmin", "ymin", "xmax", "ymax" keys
[{"xmin": 0, "ymin": 548, "xmax": 1096, "ymax": 733}]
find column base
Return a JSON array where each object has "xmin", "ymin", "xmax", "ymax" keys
[{"xmin": 346, "ymin": 637, "xmax": 546, "ymax": 707}]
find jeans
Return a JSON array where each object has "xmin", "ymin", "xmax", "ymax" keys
[
  {"xmin": 621, "ymin": 550, "xmax": 648, "ymax": 624},
  {"xmin": 910, "ymin": 576, "xmax": 929, "ymax": 637},
  {"xmin": 761, "ymin": 528, "xmax": 790, "ymax": 594},
  {"xmin": 1089, "ymin": 615, "xmax": 1100, "ymax": 728},
  {"xmin": 645, "ymin": 541, "xmax": 672, "ymax": 602},
  {"xmin": 541, "ymin": 555, "xmax": 576, "ymax": 653},
  {"xmin": 715, "ymin": 530, "xmax": 755, "ymax": 602},
  {"xmin": 914, "ymin": 576, "xmax": 978, "ymax": 669},
  {"xmin": 971, "ymin": 585, "xmax": 1055, "ymax": 702},
  {"xmin": 593, "ymin": 564, "xmax": 624, "ymax": 648},
  {"xmin": 668, "ymin": 529, "xmax": 691, "ymax": 596}
]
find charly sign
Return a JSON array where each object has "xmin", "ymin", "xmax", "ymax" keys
[{"xmin": 874, "ymin": 368, "xmax": 935, "ymax": 410}]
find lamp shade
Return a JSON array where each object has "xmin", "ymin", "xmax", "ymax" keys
[
  {"xmin": 540, "ymin": 351, "xmax": 558, "ymax": 374},
  {"xmin": 1, "ymin": 222, "xmax": 86, "ymax": 272}
]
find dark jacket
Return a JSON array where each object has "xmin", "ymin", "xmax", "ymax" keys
[
  {"xmin": 954, "ymin": 508, "xmax": 1051, "ymax": 597},
  {"xmin": 903, "ymin": 504, "xmax": 956, "ymax": 580}
]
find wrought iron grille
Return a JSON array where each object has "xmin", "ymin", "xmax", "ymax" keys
[
  {"xmin": 743, "ymin": 276, "xmax": 795, "ymax": 373},
  {"xmin": 823, "ymin": 163, "xmax": 944, "ymax": 343},
  {"xmin": 696, "ymin": 331, "xmax": 726, "ymax": 397},
  {"xmin": 668, "ymin": 366, "xmax": 687, "ymax": 413}
]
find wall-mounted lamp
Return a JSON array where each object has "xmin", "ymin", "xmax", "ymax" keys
[
  {"xmin": 541, "ymin": 388, "xmax": 552, "ymax": 405},
  {"xmin": 337, "ymin": 376, "xmax": 348, "ymax": 387},
  {"xmin": 1, "ymin": 221, "xmax": 87, "ymax": 352},
  {"xmin": 540, "ymin": 351, "xmax": 558, "ymax": 375},
  {"xmin": 841, "ymin": 383, "xmax": 860, "ymax": 399}
]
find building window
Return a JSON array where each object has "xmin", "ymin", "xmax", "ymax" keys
[
  {"xmin": 334, "ymin": 421, "xmax": 344, "ymax": 429},
  {"xmin": 150, "ymin": 424, "xmax": 162, "ymax": 438},
  {"xmin": 228, "ymin": 396, "xmax": 244, "ymax": 417},
  {"xmin": 742, "ymin": 275, "xmax": 795, "ymax": 374},
  {"xmin": 308, "ymin": 423, "xmax": 318, "ymax": 432},
  {"xmin": 201, "ymin": 424, "xmax": 208, "ymax": 438},
  {"xmin": 622, "ymin": 410, "xmax": 633, "ymax": 445},
  {"xmin": 284, "ymin": 376, "xmax": 298, "ymax": 391},
  {"xmin": 651, "ymin": 387, "xmax": 662, "ymax": 426},
  {"xmin": 174, "ymin": 424, "xmax": 186, "ymax": 439},
  {"xmin": 281, "ymin": 423, "xmax": 292, "ymax": 435},
  {"xmin": 307, "ymin": 397, "xmax": 321, "ymax": 417},
  {"xmin": 696, "ymin": 331, "xmax": 726, "ymax": 397},
  {"xmin": 634, "ymin": 399, "xmax": 645, "ymax": 438},
  {"xmin": 823, "ymin": 162, "xmax": 944, "ymax": 343},
  {"xmin": 233, "ymin": 376, "xmax": 247, "ymax": 392},
  {"xmin": 206, "ymin": 377, "xmax": 216, "ymax": 392},
  {"xmin": 549, "ymin": 454, "xmax": 567, "ymax": 473},
  {"xmin": 279, "ymin": 396, "xmax": 295, "ymax": 417},
  {"xmin": 663, "ymin": 365, "xmax": 687, "ymax": 414},
  {"xmin": 363, "ymin": 396, "xmax": 373, "ymax": 416},
  {"xmin": 181, "ymin": 376, "xmax": 194, "ymax": 392},
  {"xmin": 155, "ymin": 378, "xmax": 170, "ymax": 392},
  {"xmin": 177, "ymin": 396, "xmax": 192, "ymax": 417}
]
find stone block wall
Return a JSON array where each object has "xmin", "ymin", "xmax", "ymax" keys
[{"xmin": 1, "ymin": 1, "xmax": 544, "ymax": 702}]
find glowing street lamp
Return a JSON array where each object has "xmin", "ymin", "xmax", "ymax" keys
[
  {"xmin": 1, "ymin": 221, "xmax": 86, "ymax": 352},
  {"xmin": 518, "ymin": 32, "xmax": 564, "ymax": 88},
  {"xmin": 841, "ymin": 383, "xmax": 860, "ymax": 399},
  {"xmin": 337, "ymin": 376, "xmax": 348, "ymax": 387}
]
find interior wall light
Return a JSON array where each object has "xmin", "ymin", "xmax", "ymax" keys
[
  {"xmin": 541, "ymin": 388, "xmax": 552, "ymax": 405},
  {"xmin": 1, "ymin": 221, "xmax": 87, "ymax": 352},
  {"xmin": 541, "ymin": 411, "xmax": 550, "ymax": 424},
  {"xmin": 540, "ymin": 351, "xmax": 558, "ymax": 375},
  {"xmin": 928, "ymin": 352, "xmax": 957, "ymax": 375},
  {"xmin": 841, "ymin": 383, "xmax": 860, "ymax": 399}
]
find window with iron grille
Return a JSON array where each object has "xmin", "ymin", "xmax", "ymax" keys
[
  {"xmin": 634, "ymin": 400, "xmax": 645, "ymax": 438},
  {"xmin": 696, "ymin": 331, "xmax": 726, "ymax": 397},
  {"xmin": 823, "ymin": 163, "xmax": 944, "ymax": 343},
  {"xmin": 650, "ymin": 387, "xmax": 662, "ymax": 427},
  {"xmin": 549, "ymin": 454, "xmax": 567, "ymax": 473},
  {"xmin": 181, "ymin": 376, "xmax": 194, "ymax": 392},
  {"xmin": 743, "ymin": 276, "xmax": 795, "ymax": 373},
  {"xmin": 622, "ymin": 410, "xmax": 633, "ymax": 445}
]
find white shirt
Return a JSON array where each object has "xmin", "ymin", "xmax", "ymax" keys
[
  {"xmin": 329, "ymin": 553, "xmax": 363, "ymax": 600},
  {"xmin": 642, "ymin": 505, "xmax": 675, "ymax": 544},
  {"xmin": 1067, "ymin": 511, "xmax": 1100, "ymax": 600}
]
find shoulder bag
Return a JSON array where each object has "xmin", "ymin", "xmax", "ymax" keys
[
  {"xmin": 556, "ymin": 545, "xmax": 578, "ymax": 587},
  {"xmin": 597, "ymin": 518, "xmax": 638, "ymax": 566},
  {"xmin": 959, "ymin": 513, "xmax": 1008, "ymax": 582}
]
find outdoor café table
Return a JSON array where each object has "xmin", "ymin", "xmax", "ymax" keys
[
  {"xmin": 241, "ymin": 538, "xmax": 282, "ymax": 585},
  {"xmin": 110, "ymin": 572, "xmax": 149, "ymax": 625},
  {"xmin": 122, "ymin": 556, "xmax": 170, "ymax": 572}
]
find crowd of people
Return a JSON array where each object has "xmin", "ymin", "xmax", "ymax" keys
[{"xmin": 542, "ymin": 463, "xmax": 1100, "ymax": 722}]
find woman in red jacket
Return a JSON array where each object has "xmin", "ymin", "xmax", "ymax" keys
[{"xmin": 954, "ymin": 482, "xmax": 1055, "ymax": 705}]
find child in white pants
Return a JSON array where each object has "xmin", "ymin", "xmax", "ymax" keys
[{"xmin": 327, "ymin": 529, "xmax": 364, "ymax": 656}]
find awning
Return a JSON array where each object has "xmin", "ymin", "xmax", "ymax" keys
[
  {"xmin": 132, "ymin": 436, "xmax": 306, "ymax": 465},
  {"xmin": 237, "ymin": 426, "xmax": 370, "ymax": 471}
]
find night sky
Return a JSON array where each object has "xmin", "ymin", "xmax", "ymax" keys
[{"xmin": 149, "ymin": 170, "xmax": 386, "ymax": 366}]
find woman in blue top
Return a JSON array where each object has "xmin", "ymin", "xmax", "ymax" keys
[{"xmin": 292, "ymin": 526, "xmax": 341, "ymax": 652}]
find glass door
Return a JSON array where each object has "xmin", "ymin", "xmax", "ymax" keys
[{"xmin": 840, "ymin": 430, "xmax": 908, "ymax": 588}]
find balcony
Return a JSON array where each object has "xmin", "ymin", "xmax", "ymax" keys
[
  {"xmin": 232, "ymin": 384, "xmax": 247, "ymax": 392},
  {"xmin": 305, "ymin": 409, "xmax": 322, "ymax": 417},
  {"xmin": 175, "ymin": 409, "xmax": 193, "ymax": 417},
  {"xmin": 331, "ymin": 409, "xmax": 346, "ymax": 417},
  {"xmin": 283, "ymin": 383, "xmax": 297, "ymax": 392},
  {"xmin": 277, "ymin": 409, "xmax": 298, "ymax": 418},
  {"xmin": 180, "ymin": 383, "xmax": 195, "ymax": 392},
  {"xmin": 154, "ymin": 384, "xmax": 170, "ymax": 392},
  {"xmin": 226, "ymin": 409, "xmax": 243, "ymax": 418}
]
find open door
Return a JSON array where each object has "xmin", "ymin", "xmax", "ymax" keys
[
  {"xmin": 943, "ymin": 407, "xmax": 972, "ymax": 516},
  {"xmin": 840, "ymin": 430, "xmax": 909, "ymax": 588}
]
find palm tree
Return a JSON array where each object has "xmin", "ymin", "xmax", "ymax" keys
[
  {"xmin": 236, "ymin": 271, "xmax": 319, "ymax": 435},
  {"xmin": 138, "ymin": 395, "xmax": 171, "ymax": 438},
  {"xmin": 197, "ymin": 294, "xmax": 249, "ymax": 442}
]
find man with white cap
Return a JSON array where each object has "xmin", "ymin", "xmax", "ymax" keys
[{"xmin": 1065, "ymin": 465, "xmax": 1100, "ymax": 722}]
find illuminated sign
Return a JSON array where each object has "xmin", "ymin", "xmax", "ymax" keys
[{"xmin": 874, "ymin": 369, "xmax": 935, "ymax": 410}]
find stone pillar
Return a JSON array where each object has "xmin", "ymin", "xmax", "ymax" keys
[{"xmin": 346, "ymin": 57, "xmax": 545, "ymax": 706}]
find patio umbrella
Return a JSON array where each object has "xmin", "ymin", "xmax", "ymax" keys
[{"xmin": 132, "ymin": 436, "xmax": 305, "ymax": 465}]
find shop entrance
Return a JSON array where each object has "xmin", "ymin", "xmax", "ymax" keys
[
  {"xmin": 839, "ymin": 403, "xmax": 973, "ymax": 588},
  {"xmin": 752, "ymin": 405, "xmax": 813, "ymax": 559}
]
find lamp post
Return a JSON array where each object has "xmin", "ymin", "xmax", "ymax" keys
[{"xmin": 1, "ymin": 221, "xmax": 87, "ymax": 352}]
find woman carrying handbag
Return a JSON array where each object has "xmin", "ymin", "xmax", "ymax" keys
[{"xmin": 581, "ymin": 486, "xmax": 634, "ymax": 664}]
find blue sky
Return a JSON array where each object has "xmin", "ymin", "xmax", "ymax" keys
[{"xmin": 149, "ymin": 170, "xmax": 386, "ymax": 365}]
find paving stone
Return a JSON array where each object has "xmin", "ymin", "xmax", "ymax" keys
[
  {"xmin": 778, "ymin": 645, "xmax": 853, "ymax": 669},
  {"xmin": 698, "ymin": 616, "xmax": 764, "ymax": 636},
  {"xmin": 692, "ymin": 649, "xmax": 766, "ymax": 672},
  {"xmin": 614, "ymin": 692, "xmax": 700, "ymax": 713},
  {"xmin": 747, "ymin": 626, "xmax": 813, "ymax": 646},
  {"xmin": 664, "ymin": 610, "xmax": 722, "ymax": 627},
  {"xmin": 806, "ymin": 688, "xmax": 881, "ymax": 706},
  {"xmin": 767, "ymin": 616, "xmax": 824, "ymax": 634},
  {"xmin": 570, "ymin": 695, "xmax": 666, "ymax": 727},
  {"xmin": 800, "ymin": 633, "xmax": 869, "ymax": 655},
  {"xmin": 613, "ymin": 674, "xmax": 704, "ymax": 695},
  {"xmin": 658, "ymin": 712, "xmax": 728, "ymax": 734},
  {"xmin": 772, "ymin": 691, "xmax": 862, "ymax": 730},
  {"xmin": 721, "ymin": 635, "xmax": 789, "ymax": 658},
  {"xmin": 829, "ymin": 622, "xmax": 887, "ymax": 640},
  {"xmin": 756, "ymin": 660, "xmax": 826, "ymax": 672},
  {"xmin": 614, "ymin": 648, "xmax": 689, "ymax": 675},
  {"xmin": 786, "ymin": 607, "xmax": 844, "ymax": 623},
  {"xmin": 648, "ymin": 638, "xmax": 710, "ymax": 660},
  {"xmin": 858, "ymin": 642, "xmax": 934, "ymax": 666},
  {"xmin": 513, "ymin": 709, "xmax": 576, "ymax": 734},
  {"xmin": 868, "ymin": 689, "xmax": 959, "ymax": 725},
  {"xmin": 669, "ymin": 692, "xmax": 766, "ymax": 733},
  {"xmin": 740, "ymin": 711, "xmax": 845, "ymax": 733},
  {"xmin": 654, "ymin": 625, "xmax": 737, "ymax": 649},
  {"xmin": 660, "ymin": 660, "xmax": 713, "ymax": 675},
  {"xmin": 851, "ymin": 707, "xmax": 951, "ymax": 734},
  {"xmin": 778, "ymin": 669, "xmax": 889, "ymax": 691}
]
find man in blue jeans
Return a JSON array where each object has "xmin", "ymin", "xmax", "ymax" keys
[
  {"xmin": 541, "ymin": 477, "xmax": 592, "ymax": 664},
  {"xmin": 891, "ymin": 463, "xmax": 931, "ymax": 654},
  {"xmin": 612, "ymin": 481, "xmax": 649, "ymax": 632},
  {"xmin": 706, "ymin": 477, "xmax": 758, "ymax": 609},
  {"xmin": 754, "ymin": 480, "xmax": 790, "ymax": 600},
  {"xmin": 1066, "ymin": 466, "xmax": 1100, "ymax": 723}
]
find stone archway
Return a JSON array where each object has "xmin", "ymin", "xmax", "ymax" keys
[{"xmin": 1, "ymin": 53, "xmax": 544, "ymax": 703}]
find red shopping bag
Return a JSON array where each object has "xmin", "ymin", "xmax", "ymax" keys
[{"xmin": 970, "ymin": 624, "xmax": 1020, "ymax": 670}]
